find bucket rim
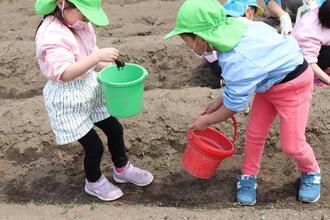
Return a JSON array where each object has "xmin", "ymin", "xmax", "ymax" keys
[
  {"xmin": 188, "ymin": 128, "xmax": 235, "ymax": 158},
  {"xmin": 97, "ymin": 63, "xmax": 148, "ymax": 88}
]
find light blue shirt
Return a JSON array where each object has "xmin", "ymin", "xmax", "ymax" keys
[{"xmin": 218, "ymin": 21, "xmax": 304, "ymax": 112}]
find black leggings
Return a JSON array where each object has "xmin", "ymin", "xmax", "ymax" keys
[
  {"xmin": 78, "ymin": 116, "xmax": 128, "ymax": 182},
  {"xmin": 318, "ymin": 45, "xmax": 330, "ymax": 70}
]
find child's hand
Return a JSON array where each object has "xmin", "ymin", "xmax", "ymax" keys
[
  {"xmin": 279, "ymin": 12, "xmax": 293, "ymax": 35},
  {"xmin": 95, "ymin": 61, "xmax": 112, "ymax": 71},
  {"xmin": 96, "ymin": 48, "xmax": 119, "ymax": 63},
  {"xmin": 189, "ymin": 115, "xmax": 210, "ymax": 131},
  {"xmin": 200, "ymin": 96, "xmax": 223, "ymax": 115}
]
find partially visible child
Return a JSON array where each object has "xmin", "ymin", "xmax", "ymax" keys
[
  {"xmin": 165, "ymin": 0, "xmax": 321, "ymax": 206},
  {"xmin": 264, "ymin": 0, "xmax": 325, "ymax": 35},
  {"xmin": 35, "ymin": 0, "xmax": 153, "ymax": 201},
  {"xmin": 292, "ymin": 0, "xmax": 330, "ymax": 86},
  {"xmin": 205, "ymin": 0, "xmax": 264, "ymax": 79},
  {"xmin": 224, "ymin": 0, "xmax": 264, "ymax": 19}
]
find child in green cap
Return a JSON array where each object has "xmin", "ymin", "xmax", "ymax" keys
[
  {"xmin": 165, "ymin": 0, "xmax": 321, "ymax": 206},
  {"xmin": 35, "ymin": 0, "xmax": 153, "ymax": 201}
]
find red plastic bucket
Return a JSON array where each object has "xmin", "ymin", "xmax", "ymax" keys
[{"xmin": 182, "ymin": 116, "xmax": 237, "ymax": 179}]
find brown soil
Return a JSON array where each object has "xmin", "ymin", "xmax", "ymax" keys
[{"xmin": 0, "ymin": 0, "xmax": 329, "ymax": 218}]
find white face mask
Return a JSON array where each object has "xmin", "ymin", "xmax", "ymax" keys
[
  {"xmin": 61, "ymin": 0, "xmax": 88, "ymax": 30},
  {"xmin": 192, "ymin": 37, "xmax": 213, "ymax": 59},
  {"xmin": 68, "ymin": 20, "xmax": 89, "ymax": 30}
]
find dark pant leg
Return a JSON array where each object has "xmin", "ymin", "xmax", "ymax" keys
[
  {"xmin": 317, "ymin": 45, "xmax": 330, "ymax": 70},
  {"xmin": 78, "ymin": 128, "xmax": 104, "ymax": 182},
  {"xmin": 94, "ymin": 117, "xmax": 128, "ymax": 168},
  {"xmin": 208, "ymin": 60, "xmax": 223, "ymax": 79}
]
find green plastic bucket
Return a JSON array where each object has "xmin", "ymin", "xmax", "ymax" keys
[{"xmin": 97, "ymin": 63, "xmax": 148, "ymax": 118}]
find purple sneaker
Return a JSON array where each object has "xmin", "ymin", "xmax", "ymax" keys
[
  {"xmin": 113, "ymin": 162, "xmax": 154, "ymax": 186},
  {"xmin": 84, "ymin": 175, "xmax": 123, "ymax": 201}
]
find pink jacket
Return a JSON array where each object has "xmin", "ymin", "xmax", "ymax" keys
[
  {"xmin": 35, "ymin": 16, "xmax": 98, "ymax": 82},
  {"xmin": 292, "ymin": 8, "xmax": 330, "ymax": 64}
]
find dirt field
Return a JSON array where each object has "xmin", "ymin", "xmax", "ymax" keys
[{"xmin": 0, "ymin": 0, "xmax": 329, "ymax": 219}]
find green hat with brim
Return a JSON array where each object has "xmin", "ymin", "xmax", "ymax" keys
[
  {"xmin": 164, "ymin": 0, "xmax": 248, "ymax": 52},
  {"xmin": 34, "ymin": 0, "xmax": 109, "ymax": 26}
]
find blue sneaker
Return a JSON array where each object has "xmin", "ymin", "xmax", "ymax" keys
[
  {"xmin": 236, "ymin": 175, "xmax": 257, "ymax": 206},
  {"xmin": 298, "ymin": 172, "xmax": 321, "ymax": 203}
]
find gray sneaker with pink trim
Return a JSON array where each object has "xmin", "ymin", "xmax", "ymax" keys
[
  {"xmin": 113, "ymin": 162, "xmax": 154, "ymax": 186},
  {"xmin": 84, "ymin": 175, "xmax": 123, "ymax": 201}
]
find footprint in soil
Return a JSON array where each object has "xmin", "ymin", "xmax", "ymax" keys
[{"xmin": 4, "ymin": 147, "xmax": 41, "ymax": 165}]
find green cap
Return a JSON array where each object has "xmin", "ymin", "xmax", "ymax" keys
[
  {"xmin": 34, "ymin": 0, "xmax": 109, "ymax": 26},
  {"xmin": 164, "ymin": 0, "xmax": 248, "ymax": 52}
]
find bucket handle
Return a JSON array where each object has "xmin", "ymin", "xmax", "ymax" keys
[{"xmin": 188, "ymin": 115, "xmax": 237, "ymax": 144}]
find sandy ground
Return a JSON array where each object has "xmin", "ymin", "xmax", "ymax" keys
[
  {"xmin": 0, "ymin": 204, "xmax": 329, "ymax": 220},
  {"xmin": 0, "ymin": 0, "xmax": 329, "ymax": 219}
]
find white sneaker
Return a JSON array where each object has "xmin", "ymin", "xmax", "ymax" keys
[
  {"xmin": 84, "ymin": 175, "xmax": 123, "ymax": 201},
  {"xmin": 113, "ymin": 162, "xmax": 154, "ymax": 186}
]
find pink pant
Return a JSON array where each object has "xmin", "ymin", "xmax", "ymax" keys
[{"xmin": 241, "ymin": 67, "xmax": 320, "ymax": 176}]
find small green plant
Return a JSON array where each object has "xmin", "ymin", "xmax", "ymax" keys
[
  {"xmin": 135, "ymin": 188, "xmax": 144, "ymax": 194},
  {"xmin": 179, "ymin": 121, "xmax": 189, "ymax": 130},
  {"xmin": 144, "ymin": 145, "xmax": 157, "ymax": 156},
  {"xmin": 58, "ymin": 202, "xmax": 75, "ymax": 214},
  {"xmin": 90, "ymin": 203, "xmax": 97, "ymax": 210},
  {"xmin": 154, "ymin": 159, "xmax": 168, "ymax": 171}
]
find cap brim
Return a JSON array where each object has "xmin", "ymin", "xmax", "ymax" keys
[
  {"xmin": 35, "ymin": 0, "xmax": 57, "ymax": 15},
  {"xmin": 76, "ymin": 5, "xmax": 109, "ymax": 26},
  {"xmin": 225, "ymin": 9, "xmax": 244, "ymax": 17},
  {"xmin": 164, "ymin": 29, "xmax": 186, "ymax": 40},
  {"xmin": 254, "ymin": 5, "xmax": 264, "ymax": 15}
]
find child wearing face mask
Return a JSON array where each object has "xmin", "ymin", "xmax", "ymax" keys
[
  {"xmin": 165, "ymin": 0, "xmax": 321, "ymax": 206},
  {"xmin": 34, "ymin": 0, "xmax": 153, "ymax": 201}
]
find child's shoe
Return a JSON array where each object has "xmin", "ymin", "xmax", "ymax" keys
[
  {"xmin": 236, "ymin": 175, "xmax": 257, "ymax": 206},
  {"xmin": 113, "ymin": 162, "xmax": 154, "ymax": 186},
  {"xmin": 84, "ymin": 175, "xmax": 123, "ymax": 201},
  {"xmin": 298, "ymin": 172, "xmax": 321, "ymax": 203}
]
